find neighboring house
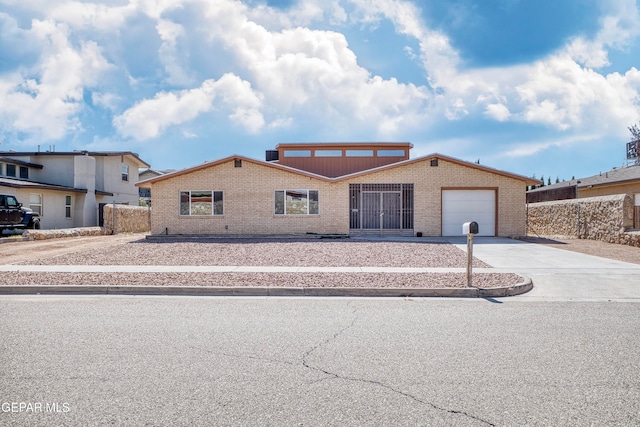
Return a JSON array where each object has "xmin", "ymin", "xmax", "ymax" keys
[
  {"xmin": 137, "ymin": 143, "xmax": 538, "ymax": 237},
  {"xmin": 0, "ymin": 151, "xmax": 150, "ymax": 229},
  {"xmin": 138, "ymin": 169, "xmax": 175, "ymax": 203},
  {"xmin": 527, "ymin": 165, "xmax": 640, "ymax": 228}
]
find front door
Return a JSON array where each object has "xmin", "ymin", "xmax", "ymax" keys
[
  {"xmin": 361, "ymin": 191, "xmax": 401, "ymax": 233},
  {"xmin": 349, "ymin": 184, "xmax": 414, "ymax": 235}
]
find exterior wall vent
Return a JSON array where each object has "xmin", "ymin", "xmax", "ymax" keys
[
  {"xmin": 265, "ymin": 150, "xmax": 279, "ymax": 162},
  {"xmin": 234, "ymin": 159, "xmax": 242, "ymax": 168},
  {"xmin": 430, "ymin": 159, "xmax": 438, "ymax": 167}
]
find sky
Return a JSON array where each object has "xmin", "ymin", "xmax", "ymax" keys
[{"xmin": 1, "ymin": 0, "xmax": 639, "ymax": 182}]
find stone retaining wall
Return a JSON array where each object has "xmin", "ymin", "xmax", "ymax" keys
[
  {"xmin": 103, "ymin": 204, "xmax": 151, "ymax": 234},
  {"xmin": 527, "ymin": 194, "xmax": 640, "ymax": 247},
  {"xmin": 22, "ymin": 227, "xmax": 112, "ymax": 241}
]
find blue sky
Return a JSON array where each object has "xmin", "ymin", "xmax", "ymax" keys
[{"xmin": 1, "ymin": 0, "xmax": 639, "ymax": 182}]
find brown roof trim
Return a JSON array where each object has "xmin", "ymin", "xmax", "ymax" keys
[
  {"xmin": 137, "ymin": 153, "xmax": 539, "ymax": 187},
  {"xmin": 332, "ymin": 153, "xmax": 540, "ymax": 185},
  {"xmin": 275, "ymin": 142, "xmax": 414, "ymax": 150},
  {"xmin": 135, "ymin": 155, "xmax": 333, "ymax": 187}
]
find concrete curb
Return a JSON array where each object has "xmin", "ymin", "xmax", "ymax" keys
[{"xmin": 0, "ymin": 277, "xmax": 532, "ymax": 298}]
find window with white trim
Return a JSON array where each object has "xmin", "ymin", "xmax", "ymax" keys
[
  {"xmin": 180, "ymin": 191, "xmax": 224, "ymax": 216},
  {"xmin": 275, "ymin": 190, "xmax": 319, "ymax": 215},
  {"xmin": 29, "ymin": 194, "xmax": 42, "ymax": 215},
  {"xmin": 121, "ymin": 165, "xmax": 129, "ymax": 181},
  {"xmin": 6, "ymin": 164, "xmax": 16, "ymax": 177}
]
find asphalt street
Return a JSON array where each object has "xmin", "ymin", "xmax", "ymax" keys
[{"xmin": 1, "ymin": 295, "xmax": 639, "ymax": 426}]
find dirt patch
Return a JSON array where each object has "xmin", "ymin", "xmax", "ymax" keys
[
  {"xmin": 0, "ymin": 234, "xmax": 146, "ymax": 265},
  {"xmin": 522, "ymin": 237, "xmax": 640, "ymax": 265}
]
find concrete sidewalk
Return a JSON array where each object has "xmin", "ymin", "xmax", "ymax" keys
[{"xmin": 445, "ymin": 237, "xmax": 640, "ymax": 301}]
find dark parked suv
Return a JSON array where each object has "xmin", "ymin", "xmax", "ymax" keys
[{"xmin": 0, "ymin": 194, "xmax": 40, "ymax": 234}]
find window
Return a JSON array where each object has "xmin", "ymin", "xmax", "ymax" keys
[
  {"xmin": 345, "ymin": 150, "xmax": 373, "ymax": 157},
  {"xmin": 19, "ymin": 166, "xmax": 29, "ymax": 179},
  {"xmin": 0, "ymin": 163, "xmax": 3, "ymax": 175},
  {"xmin": 7, "ymin": 195, "xmax": 18, "ymax": 207},
  {"xmin": 29, "ymin": 194, "xmax": 42, "ymax": 215},
  {"xmin": 65, "ymin": 195, "xmax": 72, "ymax": 218},
  {"xmin": 315, "ymin": 150, "xmax": 342, "ymax": 157},
  {"xmin": 275, "ymin": 190, "xmax": 319, "ymax": 215},
  {"xmin": 179, "ymin": 191, "xmax": 223, "ymax": 216},
  {"xmin": 283, "ymin": 150, "xmax": 311, "ymax": 157},
  {"xmin": 121, "ymin": 165, "xmax": 129, "ymax": 181},
  {"xmin": 377, "ymin": 149, "xmax": 405, "ymax": 157},
  {"xmin": 6, "ymin": 164, "xmax": 16, "ymax": 177}
]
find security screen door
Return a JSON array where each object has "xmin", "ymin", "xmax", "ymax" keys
[{"xmin": 349, "ymin": 183, "xmax": 414, "ymax": 235}]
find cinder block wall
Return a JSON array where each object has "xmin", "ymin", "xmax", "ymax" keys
[{"xmin": 527, "ymin": 194, "xmax": 640, "ymax": 247}]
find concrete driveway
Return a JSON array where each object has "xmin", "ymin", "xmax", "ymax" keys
[{"xmin": 445, "ymin": 237, "xmax": 640, "ymax": 301}]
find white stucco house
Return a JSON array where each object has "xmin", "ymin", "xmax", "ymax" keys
[{"xmin": 0, "ymin": 150, "xmax": 150, "ymax": 230}]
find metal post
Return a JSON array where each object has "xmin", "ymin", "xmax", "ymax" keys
[{"xmin": 466, "ymin": 233, "xmax": 474, "ymax": 287}]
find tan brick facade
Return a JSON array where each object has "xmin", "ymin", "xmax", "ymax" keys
[
  {"xmin": 346, "ymin": 159, "xmax": 528, "ymax": 236},
  {"xmin": 150, "ymin": 159, "xmax": 349, "ymax": 235},
  {"xmin": 144, "ymin": 155, "xmax": 533, "ymax": 237}
]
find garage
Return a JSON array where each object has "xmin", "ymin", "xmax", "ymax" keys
[{"xmin": 442, "ymin": 189, "xmax": 496, "ymax": 236}]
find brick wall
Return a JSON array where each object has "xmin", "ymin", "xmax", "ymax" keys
[
  {"xmin": 527, "ymin": 194, "xmax": 640, "ymax": 247},
  {"xmin": 347, "ymin": 159, "xmax": 528, "ymax": 236},
  {"xmin": 103, "ymin": 204, "xmax": 150, "ymax": 234},
  {"xmin": 148, "ymin": 157, "xmax": 530, "ymax": 237},
  {"xmin": 150, "ymin": 159, "xmax": 348, "ymax": 235}
]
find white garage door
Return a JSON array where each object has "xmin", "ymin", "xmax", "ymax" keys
[{"xmin": 442, "ymin": 190, "xmax": 496, "ymax": 236}]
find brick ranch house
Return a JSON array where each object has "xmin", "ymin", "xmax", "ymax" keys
[{"xmin": 137, "ymin": 143, "xmax": 539, "ymax": 237}]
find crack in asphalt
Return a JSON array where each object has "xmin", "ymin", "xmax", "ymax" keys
[{"xmin": 301, "ymin": 305, "xmax": 496, "ymax": 427}]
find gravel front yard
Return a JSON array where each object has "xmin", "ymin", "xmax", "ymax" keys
[
  {"xmin": 23, "ymin": 238, "xmax": 491, "ymax": 268},
  {"xmin": 6, "ymin": 272, "xmax": 524, "ymax": 288},
  {"xmin": 2, "ymin": 236, "xmax": 526, "ymax": 289}
]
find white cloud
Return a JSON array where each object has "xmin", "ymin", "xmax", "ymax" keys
[
  {"xmin": 0, "ymin": 18, "xmax": 112, "ymax": 141},
  {"xmin": 1, "ymin": 0, "xmax": 639, "ymax": 149},
  {"xmin": 484, "ymin": 103, "xmax": 510, "ymax": 122},
  {"xmin": 114, "ymin": 73, "xmax": 264, "ymax": 140},
  {"xmin": 156, "ymin": 18, "xmax": 193, "ymax": 85},
  {"xmin": 92, "ymin": 92, "xmax": 120, "ymax": 111},
  {"xmin": 498, "ymin": 134, "xmax": 601, "ymax": 158},
  {"xmin": 353, "ymin": 0, "xmax": 640, "ymax": 136},
  {"xmin": 48, "ymin": 1, "xmax": 135, "ymax": 31},
  {"xmin": 194, "ymin": 0, "xmax": 432, "ymax": 136}
]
